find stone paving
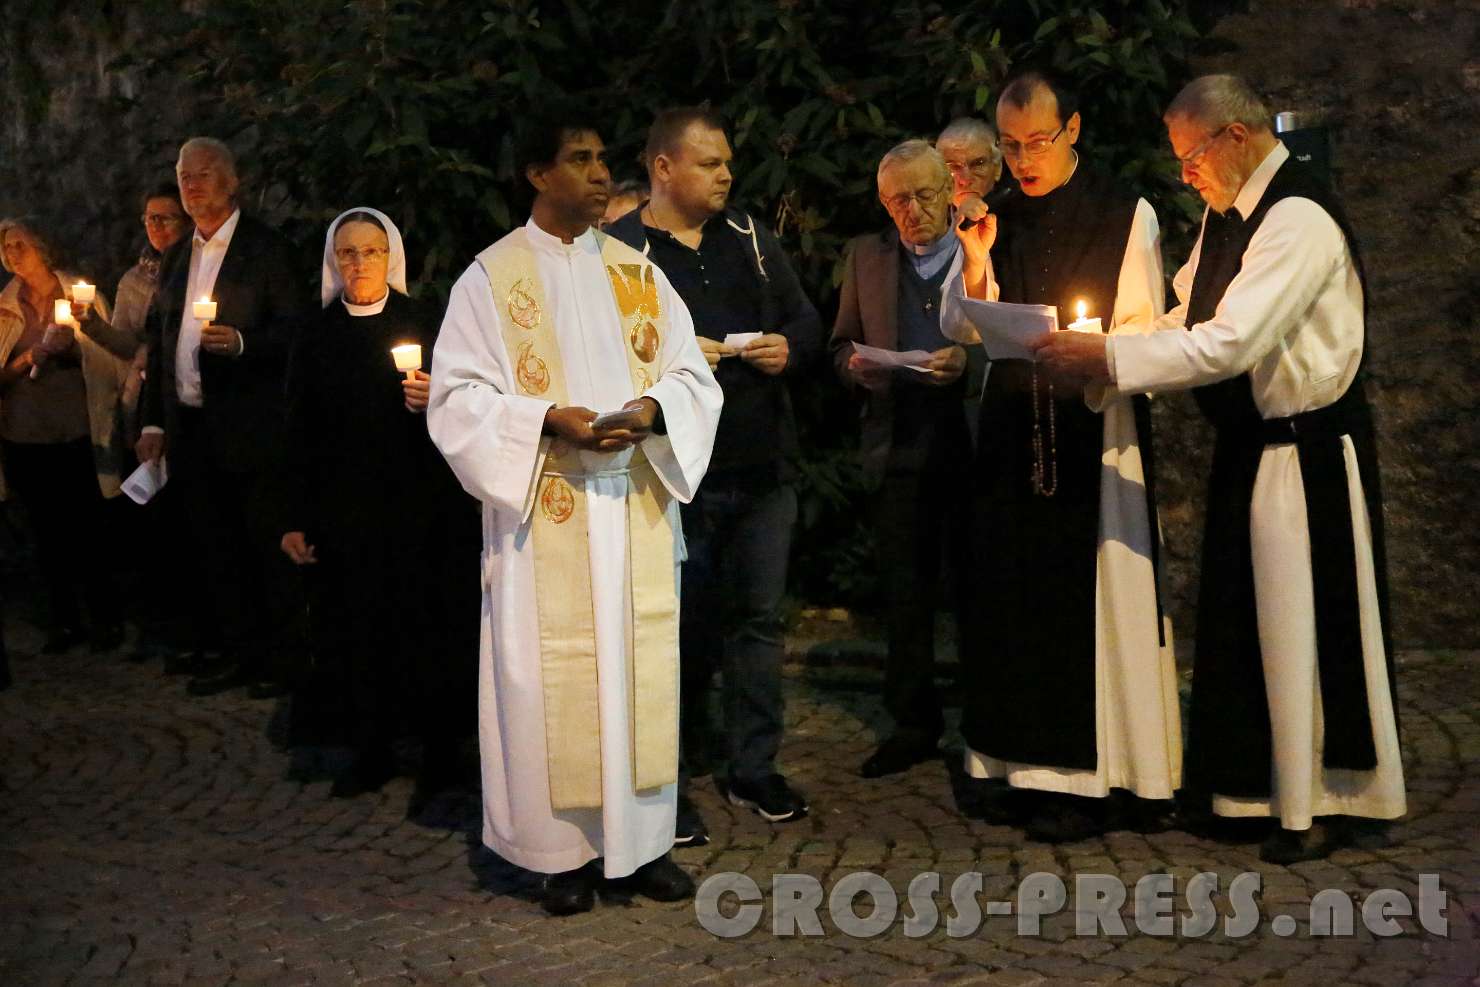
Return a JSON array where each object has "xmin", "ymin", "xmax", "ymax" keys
[{"xmin": 1, "ymin": 626, "xmax": 1477, "ymax": 986}]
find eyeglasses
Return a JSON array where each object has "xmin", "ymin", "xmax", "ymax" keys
[
  {"xmin": 999, "ymin": 126, "xmax": 1066, "ymax": 160},
  {"xmin": 1175, "ymin": 126, "xmax": 1230, "ymax": 168},
  {"xmin": 142, "ymin": 213, "xmax": 185, "ymax": 227},
  {"xmin": 335, "ymin": 247, "xmax": 390, "ymax": 264},
  {"xmin": 883, "ymin": 183, "xmax": 949, "ymax": 213},
  {"xmin": 945, "ymin": 155, "xmax": 998, "ymax": 176}
]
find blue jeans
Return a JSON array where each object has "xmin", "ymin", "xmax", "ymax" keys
[{"xmin": 679, "ymin": 476, "xmax": 797, "ymax": 786}]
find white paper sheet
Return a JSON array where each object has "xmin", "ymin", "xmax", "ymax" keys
[
  {"xmin": 957, "ymin": 297, "xmax": 1058, "ymax": 361},
  {"xmin": 121, "ymin": 457, "xmax": 168, "ymax": 505},
  {"xmin": 721, "ymin": 332, "xmax": 762, "ymax": 352},
  {"xmin": 851, "ymin": 342, "xmax": 934, "ymax": 373},
  {"xmin": 591, "ymin": 407, "xmax": 647, "ymax": 430}
]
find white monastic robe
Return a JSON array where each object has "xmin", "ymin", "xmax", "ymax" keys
[
  {"xmin": 943, "ymin": 198, "xmax": 1184, "ymax": 800},
  {"xmin": 428, "ymin": 219, "xmax": 721, "ymax": 878},
  {"xmin": 1109, "ymin": 143, "xmax": 1404, "ymax": 830}
]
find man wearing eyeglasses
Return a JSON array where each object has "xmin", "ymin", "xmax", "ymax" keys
[
  {"xmin": 942, "ymin": 69, "xmax": 1181, "ymax": 844},
  {"xmin": 137, "ymin": 137, "xmax": 308, "ymax": 699},
  {"xmin": 829, "ymin": 139, "xmax": 993, "ymax": 779},
  {"xmin": 1035, "ymin": 74, "xmax": 1403, "ymax": 864}
]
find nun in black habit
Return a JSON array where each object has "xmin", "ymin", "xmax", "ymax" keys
[{"xmin": 279, "ymin": 207, "xmax": 479, "ymax": 801}]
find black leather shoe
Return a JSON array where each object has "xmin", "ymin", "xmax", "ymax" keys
[
  {"xmin": 329, "ymin": 753, "xmax": 396, "ymax": 798},
  {"xmin": 617, "ymin": 853, "xmax": 694, "ymax": 903},
  {"xmin": 860, "ymin": 733, "xmax": 938, "ymax": 778},
  {"xmin": 1260, "ymin": 823, "xmax": 1340, "ymax": 865},
  {"xmin": 675, "ymin": 793, "xmax": 710, "ymax": 848},
  {"xmin": 727, "ymin": 773, "xmax": 809, "ymax": 823},
  {"xmin": 1025, "ymin": 803, "xmax": 1105, "ymax": 844},
  {"xmin": 541, "ymin": 865, "xmax": 597, "ymax": 915},
  {"xmin": 41, "ymin": 628, "xmax": 85, "ymax": 655},
  {"xmin": 186, "ymin": 662, "xmax": 255, "ymax": 696}
]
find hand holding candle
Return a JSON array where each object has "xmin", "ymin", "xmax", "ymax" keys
[
  {"xmin": 32, "ymin": 301, "xmax": 78, "ymax": 378},
  {"xmin": 391, "ymin": 343, "xmax": 422, "ymax": 380},
  {"xmin": 192, "ymin": 297, "xmax": 217, "ymax": 325},
  {"xmin": 70, "ymin": 281, "xmax": 95, "ymax": 322}
]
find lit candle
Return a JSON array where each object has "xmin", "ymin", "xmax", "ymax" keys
[
  {"xmin": 71, "ymin": 281, "xmax": 95, "ymax": 305},
  {"xmin": 54, "ymin": 298, "xmax": 74, "ymax": 326},
  {"xmin": 391, "ymin": 343, "xmax": 422, "ymax": 380},
  {"xmin": 1066, "ymin": 299, "xmax": 1102, "ymax": 334},
  {"xmin": 192, "ymin": 297, "xmax": 217, "ymax": 324}
]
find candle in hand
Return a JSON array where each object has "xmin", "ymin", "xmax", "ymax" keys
[
  {"xmin": 391, "ymin": 343, "xmax": 422, "ymax": 380},
  {"xmin": 1066, "ymin": 299, "xmax": 1102, "ymax": 334},
  {"xmin": 193, "ymin": 297, "xmax": 217, "ymax": 324},
  {"xmin": 53, "ymin": 298, "xmax": 76, "ymax": 326},
  {"xmin": 71, "ymin": 281, "xmax": 96, "ymax": 305}
]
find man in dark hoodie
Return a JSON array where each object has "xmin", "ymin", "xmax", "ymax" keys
[{"xmin": 607, "ymin": 106, "xmax": 822, "ymax": 847}]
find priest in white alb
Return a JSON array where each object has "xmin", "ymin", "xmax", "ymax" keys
[
  {"xmin": 1036, "ymin": 75, "xmax": 1404, "ymax": 864},
  {"xmin": 428, "ymin": 107, "xmax": 721, "ymax": 914}
]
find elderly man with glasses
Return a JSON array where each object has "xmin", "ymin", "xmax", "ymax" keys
[
  {"xmin": 828, "ymin": 139, "xmax": 993, "ymax": 780},
  {"xmin": 941, "ymin": 69, "xmax": 1181, "ymax": 843},
  {"xmin": 1035, "ymin": 74, "xmax": 1404, "ymax": 864}
]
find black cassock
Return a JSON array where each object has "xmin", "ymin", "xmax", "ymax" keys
[
  {"xmin": 282, "ymin": 292, "xmax": 479, "ymax": 752},
  {"xmin": 959, "ymin": 167, "xmax": 1160, "ymax": 771}
]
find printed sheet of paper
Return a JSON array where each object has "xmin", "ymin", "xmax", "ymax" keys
[
  {"xmin": 851, "ymin": 342, "xmax": 934, "ymax": 373},
  {"xmin": 957, "ymin": 297, "xmax": 1058, "ymax": 361},
  {"xmin": 121, "ymin": 457, "xmax": 168, "ymax": 505},
  {"xmin": 721, "ymin": 332, "xmax": 762, "ymax": 352}
]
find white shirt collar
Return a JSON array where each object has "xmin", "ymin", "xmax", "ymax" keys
[
  {"xmin": 525, "ymin": 216, "xmax": 598, "ymax": 256},
  {"xmin": 1231, "ymin": 142, "xmax": 1289, "ymax": 220},
  {"xmin": 193, "ymin": 207, "xmax": 242, "ymax": 249}
]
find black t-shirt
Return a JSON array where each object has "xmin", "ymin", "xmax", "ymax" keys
[{"xmin": 642, "ymin": 213, "xmax": 781, "ymax": 476}]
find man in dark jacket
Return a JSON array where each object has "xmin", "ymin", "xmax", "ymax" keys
[
  {"xmin": 137, "ymin": 137, "xmax": 307, "ymax": 698},
  {"xmin": 607, "ymin": 107, "xmax": 822, "ymax": 845}
]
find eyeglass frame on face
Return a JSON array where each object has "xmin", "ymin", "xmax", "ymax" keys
[
  {"xmin": 334, "ymin": 246, "xmax": 390, "ymax": 265},
  {"xmin": 141, "ymin": 212, "xmax": 185, "ymax": 228},
  {"xmin": 999, "ymin": 125, "xmax": 1066, "ymax": 161},
  {"xmin": 882, "ymin": 180, "xmax": 951, "ymax": 214},
  {"xmin": 945, "ymin": 154, "xmax": 998, "ymax": 176},
  {"xmin": 1175, "ymin": 124, "xmax": 1231, "ymax": 169}
]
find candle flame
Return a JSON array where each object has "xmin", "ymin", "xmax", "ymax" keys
[
  {"xmin": 1076, "ymin": 299, "xmax": 1087, "ymax": 321},
  {"xmin": 198, "ymin": 296, "xmax": 212, "ymax": 304}
]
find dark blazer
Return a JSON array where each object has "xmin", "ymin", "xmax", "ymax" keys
[
  {"xmin": 828, "ymin": 229, "xmax": 906, "ymax": 485},
  {"xmin": 141, "ymin": 213, "xmax": 304, "ymax": 471}
]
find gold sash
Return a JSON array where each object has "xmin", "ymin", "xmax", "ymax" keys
[{"xmin": 476, "ymin": 228, "xmax": 678, "ymax": 810}]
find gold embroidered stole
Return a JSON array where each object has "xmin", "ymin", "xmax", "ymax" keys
[{"xmin": 476, "ymin": 227, "xmax": 677, "ymax": 810}]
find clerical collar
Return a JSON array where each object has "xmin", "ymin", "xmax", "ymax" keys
[
  {"xmin": 526, "ymin": 216, "xmax": 596, "ymax": 254},
  {"xmin": 906, "ymin": 224, "xmax": 959, "ymax": 258},
  {"xmin": 342, "ymin": 291, "xmax": 390, "ymax": 317}
]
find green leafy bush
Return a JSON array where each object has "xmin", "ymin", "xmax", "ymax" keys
[{"xmin": 0, "ymin": 0, "xmax": 1205, "ymax": 605}]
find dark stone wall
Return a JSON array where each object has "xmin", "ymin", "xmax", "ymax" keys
[{"xmin": 1151, "ymin": 0, "xmax": 1480, "ymax": 647}]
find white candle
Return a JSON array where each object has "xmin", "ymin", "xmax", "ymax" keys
[
  {"xmin": 71, "ymin": 281, "xmax": 95, "ymax": 305},
  {"xmin": 391, "ymin": 343, "xmax": 422, "ymax": 379},
  {"xmin": 193, "ymin": 298, "xmax": 217, "ymax": 323},
  {"xmin": 53, "ymin": 298, "xmax": 75, "ymax": 326},
  {"xmin": 1065, "ymin": 299, "xmax": 1102, "ymax": 334}
]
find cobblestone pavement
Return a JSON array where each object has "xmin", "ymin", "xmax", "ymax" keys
[{"xmin": 2, "ymin": 628, "xmax": 1477, "ymax": 986}]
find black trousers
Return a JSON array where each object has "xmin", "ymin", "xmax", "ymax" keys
[
  {"xmin": 2, "ymin": 437, "xmax": 118, "ymax": 635},
  {"xmin": 171, "ymin": 408, "xmax": 302, "ymax": 679},
  {"xmin": 870, "ymin": 463, "xmax": 976, "ymax": 740},
  {"xmin": 679, "ymin": 476, "xmax": 797, "ymax": 785}
]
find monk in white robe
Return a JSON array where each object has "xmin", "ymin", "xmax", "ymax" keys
[
  {"xmin": 428, "ymin": 116, "xmax": 721, "ymax": 913},
  {"xmin": 1037, "ymin": 75, "xmax": 1404, "ymax": 864}
]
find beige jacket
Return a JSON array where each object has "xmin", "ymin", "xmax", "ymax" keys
[{"xmin": 0, "ymin": 271, "xmax": 133, "ymax": 498}]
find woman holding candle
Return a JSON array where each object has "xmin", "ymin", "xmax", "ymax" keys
[
  {"xmin": 0, "ymin": 216, "xmax": 132, "ymax": 653},
  {"xmin": 278, "ymin": 207, "xmax": 477, "ymax": 804}
]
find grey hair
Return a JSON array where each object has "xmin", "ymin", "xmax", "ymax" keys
[
  {"xmin": 876, "ymin": 139, "xmax": 949, "ymax": 187},
  {"xmin": 1164, "ymin": 74, "xmax": 1273, "ymax": 133},
  {"xmin": 0, "ymin": 216, "xmax": 59, "ymax": 273},
  {"xmin": 937, "ymin": 117, "xmax": 1002, "ymax": 167},
  {"xmin": 177, "ymin": 136, "xmax": 240, "ymax": 181}
]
